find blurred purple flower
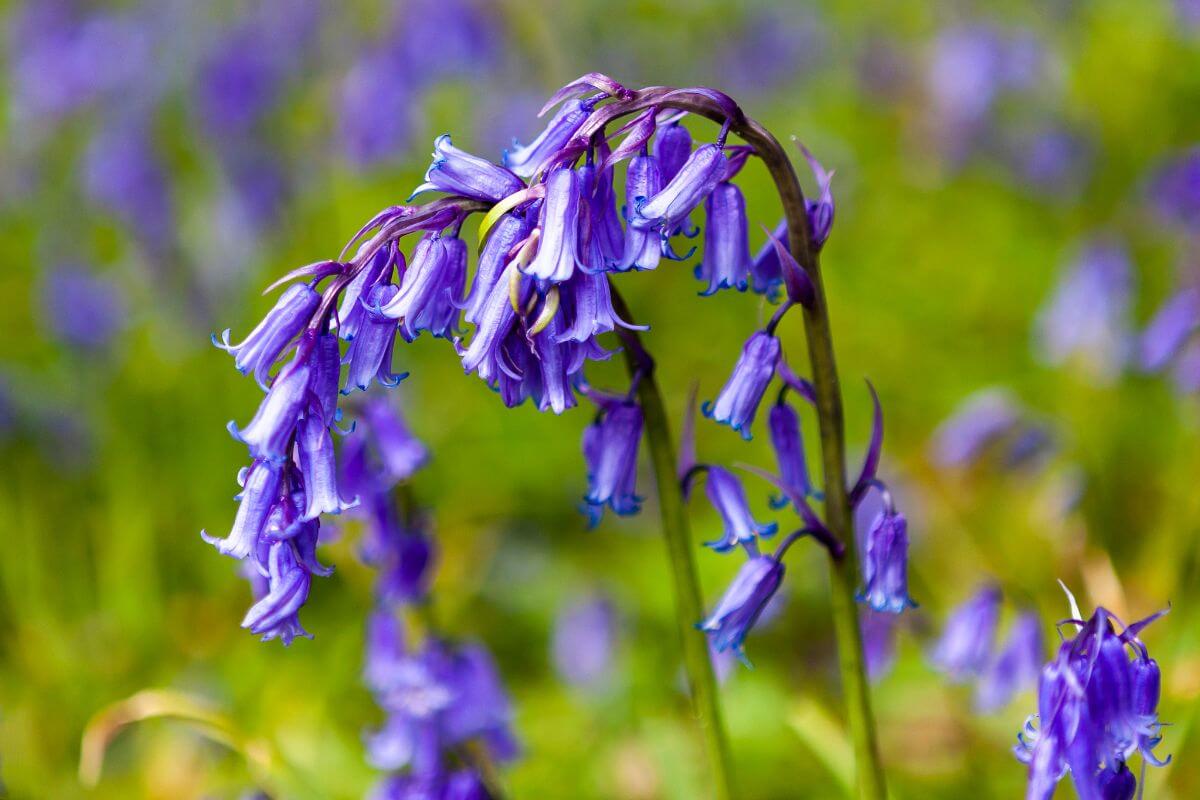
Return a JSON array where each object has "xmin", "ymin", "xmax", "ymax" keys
[
  {"xmin": 976, "ymin": 611, "xmax": 1043, "ymax": 712},
  {"xmin": 1006, "ymin": 126, "xmax": 1092, "ymax": 200},
  {"xmin": 38, "ymin": 265, "xmax": 126, "ymax": 351},
  {"xmin": 337, "ymin": 50, "xmax": 418, "ymax": 169},
  {"xmin": 552, "ymin": 594, "xmax": 618, "ymax": 690},
  {"xmin": 1034, "ymin": 238, "xmax": 1134, "ymax": 382},
  {"xmin": 717, "ymin": 8, "xmax": 826, "ymax": 95},
  {"xmin": 861, "ymin": 609, "xmax": 898, "ymax": 682},
  {"xmin": 931, "ymin": 584, "xmax": 1001, "ymax": 682},
  {"xmin": 857, "ymin": 508, "xmax": 916, "ymax": 614},
  {"xmin": 1146, "ymin": 147, "xmax": 1200, "ymax": 232},
  {"xmin": 1140, "ymin": 286, "xmax": 1200, "ymax": 373},
  {"xmin": 82, "ymin": 114, "xmax": 175, "ymax": 253},
  {"xmin": 581, "ymin": 398, "xmax": 643, "ymax": 525},
  {"xmin": 929, "ymin": 389, "xmax": 1021, "ymax": 469}
]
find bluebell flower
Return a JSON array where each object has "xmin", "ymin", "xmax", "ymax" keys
[
  {"xmin": 857, "ymin": 508, "xmax": 916, "ymax": 614},
  {"xmin": 228, "ymin": 348, "xmax": 313, "ymax": 462},
  {"xmin": 653, "ymin": 120, "xmax": 693, "ymax": 183},
  {"xmin": 214, "ymin": 282, "xmax": 321, "ymax": 389},
  {"xmin": 296, "ymin": 413, "xmax": 356, "ymax": 521},
  {"xmin": 931, "ymin": 585, "xmax": 1001, "ymax": 681},
  {"xmin": 83, "ymin": 113, "xmax": 175, "ymax": 253},
  {"xmin": 39, "ymin": 265, "xmax": 126, "ymax": 352},
  {"xmin": 700, "ymin": 554, "xmax": 784, "ymax": 663},
  {"xmin": 750, "ymin": 219, "xmax": 787, "ymax": 297},
  {"xmin": 359, "ymin": 398, "xmax": 430, "ymax": 488},
  {"xmin": 552, "ymin": 594, "xmax": 618, "ymax": 690},
  {"xmin": 241, "ymin": 540, "xmax": 313, "ymax": 645},
  {"xmin": 696, "ymin": 182, "xmax": 751, "ymax": 295},
  {"xmin": 460, "ymin": 267, "xmax": 522, "ymax": 388},
  {"xmin": 975, "ymin": 611, "xmax": 1043, "ymax": 712},
  {"xmin": 340, "ymin": 245, "xmax": 399, "ymax": 342},
  {"xmin": 703, "ymin": 331, "xmax": 781, "ymax": 439},
  {"xmin": 503, "ymin": 99, "xmax": 591, "ymax": 178},
  {"xmin": 557, "ymin": 271, "xmax": 640, "ymax": 344},
  {"xmin": 614, "ymin": 154, "xmax": 663, "ymax": 271},
  {"xmin": 1146, "ymin": 146, "xmax": 1200, "ymax": 233},
  {"xmin": 335, "ymin": 47, "xmax": 416, "ymax": 170},
  {"xmin": 202, "ymin": 459, "xmax": 283, "ymax": 559},
  {"xmin": 528, "ymin": 310, "xmax": 577, "ymax": 414},
  {"xmin": 1035, "ymin": 237, "xmax": 1133, "ymax": 382},
  {"xmin": 524, "ymin": 168, "xmax": 582, "ymax": 283},
  {"xmin": 344, "ymin": 284, "xmax": 406, "ymax": 394},
  {"xmin": 1098, "ymin": 765, "xmax": 1137, "ymax": 800},
  {"xmin": 581, "ymin": 398, "xmax": 643, "ymax": 524},
  {"xmin": 798, "ymin": 143, "xmax": 835, "ymax": 249},
  {"xmin": 587, "ymin": 142, "xmax": 625, "ymax": 264},
  {"xmin": 412, "ymin": 134, "xmax": 525, "ymax": 203},
  {"xmin": 861, "ymin": 609, "xmax": 899, "ymax": 682},
  {"xmin": 359, "ymin": 498, "xmax": 435, "ymax": 606},
  {"xmin": 381, "ymin": 234, "xmax": 467, "ymax": 340},
  {"xmin": 928, "ymin": 389, "xmax": 1022, "ymax": 469},
  {"xmin": 700, "ymin": 466, "xmax": 778, "ymax": 552},
  {"xmin": 633, "ymin": 143, "xmax": 727, "ymax": 235},
  {"xmin": 767, "ymin": 400, "xmax": 812, "ymax": 507},
  {"xmin": 463, "ymin": 213, "xmax": 531, "ymax": 325},
  {"xmin": 1139, "ymin": 287, "xmax": 1200, "ymax": 373}
]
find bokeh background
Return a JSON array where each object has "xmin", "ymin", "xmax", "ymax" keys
[{"xmin": 2, "ymin": 0, "xmax": 1199, "ymax": 797}]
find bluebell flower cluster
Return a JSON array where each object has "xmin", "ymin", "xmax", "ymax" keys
[{"xmin": 1016, "ymin": 595, "xmax": 1169, "ymax": 799}]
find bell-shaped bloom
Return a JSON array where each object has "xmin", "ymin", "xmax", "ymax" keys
[
  {"xmin": 929, "ymin": 388, "xmax": 1022, "ymax": 469},
  {"xmin": 343, "ymin": 283, "xmax": 406, "ymax": 393},
  {"xmin": 1035, "ymin": 238, "xmax": 1133, "ymax": 383},
  {"xmin": 463, "ymin": 212, "xmax": 530, "ymax": 325},
  {"xmin": 309, "ymin": 333, "xmax": 342, "ymax": 426},
  {"xmin": 1139, "ymin": 287, "xmax": 1200, "ymax": 372},
  {"xmin": 213, "ymin": 282, "xmax": 319, "ymax": 388},
  {"xmin": 581, "ymin": 399, "xmax": 643, "ymax": 524},
  {"xmin": 296, "ymin": 413, "xmax": 356, "ymax": 521},
  {"xmin": 339, "ymin": 244, "xmax": 399, "ymax": 342},
  {"xmin": 614, "ymin": 154, "xmax": 663, "ymax": 271},
  {"xmin": 380, "ymin": 234, "xmax": 466, "ymax": 340},
  {"xmin": 529, "ymin": 310, "xmax": 577, "ymax": 414},
  {"xmin": 857, "ymin": 509, "xmax": 916, "ymax": 614},
  {"xmin": 654, "ymin": 120, "xmax": 693, "ymax": 183},
  {"xmin": 696, "ymin": 182, "xmax": 751, "ymax": 295},
  {"xmin": 228, "ymin": 352, "xmax": 312, "ymax": 462},
  {"xmin": 360, "ymin": 397, "xmax": 429, "ymax": 487},
  {"xmin": 700, "ymin": 554, "xmax": 785, "ymax": 662},
  {"xmin": 701, "ymin": 466, "xmax": 778, "ymax": 552},
  {"xmin": 241, "ymin": 540, "xmax": 313, "ymax": 645},
  {"xmin": 557, "ymin": 271, "xmax": 639, "ymax": 344},
  {"xmin": 931, "ymin": 584, "xmax": 1001, "ymax": 681},
  {"xmin": 750, "ymin": 219, "xmax": 787, "ymax": 296},
  {"xmin": 460, "ymin": 268, "xmax": 520, "ymax": 386},
  {"xmin": 552, "ymin": 594, "xmax": 618, "ymax": 690},
  {"xmin": 40, "ymin": 265, "xmax": 127, "ymax": 352},
  {"xmin": 524, "ymin": 168, "xmax": 581, "ymax": 283},
  {"xmin": 412, "ymin": 134, "xmax": 525, "ymax": 202},
  {"xmin": 703, "ymin": 331, "xmax": 781, "ymax": 439},
  {"xmin": 202, "ymin": 459, "xmax": 283, "ymax": 559},
  {"xmin": 633, "ymin": 143, "xmax": 727, "ymax": 234},
  {"xmin": 768, "ymin": 401, "xmax": 812, "ymax": 506},
  {"xmin": 588, "ymin": 145, "xmax": 624, "ymax": 264},
  {"xmin": 503, "ymin": 98, "xmax": 591, "ymax": 178},
  {"xmin": 861, "ymin": 609, "xmax": 899, "ymax": 682},
  {"xmin": 975, "ymin": 611, "xmax": 1043, "ymax": 711},
  {"xmin": 1098, "ymin": 765, "xmax": 1136, "ymax": 800}
]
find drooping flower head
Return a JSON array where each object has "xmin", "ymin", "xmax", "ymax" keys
[
  {"xmin": 413, "ymin": 134, "xmax": 525, "ymax": 203},
  {"xmin": 975, "ymin": 610, "xmax": 1043, "ymax": 712},
  {"xmin": 632, "ymin": 143, "xmax": 728, "ymax": 235},
  {"xmin": 698, "ymin": 466, "xmax": 778, "ymax": 552},
  {"xmin": 931, "ymin": 584, "xmax": 1002, "ymax": 681},
  {"xmin": 581, "ymin": 397, "xmax": 643, "ymax": 526},
  {"xmin": 857, "ymin": 506, "xmax": 916, "ymax": 614},
  {"xmin": 696, "ymin": 181, "xmax": 751, "ymax": 295},
  {"xmin": 700, "ymin": 554, "xmax": 784, "ymax": 663},
  {"xmin": 703, "ymin": 331, "xmax": 781, "ymax": 439}
]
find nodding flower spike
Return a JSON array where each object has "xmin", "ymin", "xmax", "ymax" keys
[
  {"xmin": 411, "ymin": 134, "xmax": 526, "ymax": 203},
  {"xmin": 760, "ymin": 222, "xmax": 815, "ymax": 308},
  {"xmin": 460, "ymin": 266, "xmax": 522, "ymax": 387},
  {"xmin": 581, "ymin": 399, "xmax": 644, "ymax": 525},
  {"xmin": 750, "ymin": 219, "xmax": 787, "ymax": 297},
  {"xmin": 703, "ymin": 331, "xmax": 781, "ymax": 439},
  {"xmin": 615, "ymin": 154, "xmax": 663, "ymax": 272},
  {"xmin": 557, "ymin": 271, "xmax": 645, "ymax": 344},
  {"xmin": 795, "ymin": 140, "xmax": 835, "ymax": 249},
  {"xmin": 523, "ymin": 168, "xmax": 581, "ymax": 283},
  {"xmin": 338, "ymin": 244, "xmax": 399, "ymax": 342},
  {"xmin": 932, "ymin": 585, "xmax": 1002, "ymax": 681},
  {"xmin": 343, "ymin": 283, "xmax": 406, "ymax": 394},
  {"xmin": 602, "ymin": 106, "xmax": 659, "ymax": 172},
  {"xmin": 202, "ymin": 459, "xmax": 283, "ymax": 559},
  {"xmin": 700, "ymin": 554, "xmax": 784, "ymax": 664},
  {"xmin": 633, "ymin": 143, "xmax": 728, "ymax": 234},
  {"xmin": 213, "ymin": 283, "xmax": 320, "ymax": 389},
  {"xmin": 538, "ymin": 72, "xmax": 632, "ymax": 118},
  {"xmin": 464, "ymin": 212, "xmax": 531, "ymax": 326},
  {"xmin": 696, "ymin": 182, "xmax": 751, "ymax": 295},
  {"xmin": 504, "ymin": 99, "xmax": 592, "ymax": 179},
  {"xmin": 851, "ymin": 380, "xmax": 884, "ymax": 502},
  {"xmin": 701, "ymin": 466, "xmax": 778, "ymax": 552},
  {"xmin": 227, "ymin": 349, "xmax": 313, "ymax": 462}
]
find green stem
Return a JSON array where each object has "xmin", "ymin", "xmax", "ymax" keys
[{"xmin": 610, "ymin": 288, "xmax": 735, "ymax": 800}]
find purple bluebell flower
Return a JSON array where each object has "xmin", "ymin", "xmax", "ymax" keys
[
  {"xmin": 798, "ymin": 144, "xmax": 835, "ymax": 249},
  {"xmin": 1035, "ymin": 238, "xmax": 1134, "ymax": 382},
  {"xmin": 459, "ymin": 268, "xmax": 522, "ymax": 388},
  {"xmin": 524, "ymin": 168, "xmax": 582, "ymax": 283},
  {"xmin": 39, "ymin": 265, "xmax": 126, "ymax": 351},
  {"xmin": 529, "ymin": 310, "xmax": 577, "ymax": 415},
  {"xmin": 503, "ymin": 99, "xmax": 591, "ymax": 178},
  {"xmin": 1099, "ymin": 765, "xmax": 1137, "ymax": 800},
  {"xmin": 381, "ymin": 234, "xmax": 466, "ymax": 340},
  {"xmin": 718, "ymin": 8, "xmax": 827, "ymax": 96},
  {"xmin": 344, "ymin": 284, "xmax": 406, "ymax": 393},
  {"xmin": 654, "ymin": 120, "xmax": 693, "ymax": 183},
  {"xmin": 242, "ymin": 540, "xmax": 313, "ymax": 645},
  {"xmin": 581, "ymin": 399, "xmax": 643, "ymax": 524},
  {"xmin": 1007, "ymin": 126, "xmax": 1092, "ymax": 200},
  {"xmin": 700, "ymin": 466, "xmax": 778, "ymax": 552},
  {"xmin": 361, "ymin": 499, "xmax": 435, "ymax": 606},
  {"xmin": 356, "ymin": 397, "xmax": 430, "ymax": 490},
  {"xmin": 700, "ymin": 554, "xmax": 784, "ymax": 663},
  {"xmin": 82, "ymin": 114, "xmax": 174, "ymax": 253},
  {"xmin": 615, "ymin": 154, "xmax": 664, "ymax": 272},
  {"xmin": 1139, "ymin": 287, "xmax": 1200, "ymax": 372},
  {"xmin": 1171, "ymin": 338, "xmax": 1200, "ymax": 393},
  {"xmin": 696, "ymin": 182, "xmax": 751, "ymax": 295},
  {"xmin": 552, "ymin": 594, "xmax": 617, "ymax": 690},
  {"xmin": 857, "ymin": 507, "xmax": 916, "ymax": 614},
  {"xmin": 750, "ymin": 220, "xmax": 787, "ymax": 296},
  {"xmin": 703, "ymin": 331, "xmax": 781, "ymax": 439},
  {"xmin": 929, "ymin": 389, "xmax": 1022, "ymax": 469},
  {"xmin": 861, "ymin": 609, "xmax": 898, "ymax": 682},
  {"xmin": 633, "ymin": 143, "xmax": 727, "ymax": 235},
  {"xmin": 588, "ymin": 142, "xmax": 625, "ymax": 264},
  {"xmin": 228, "ymin": 349, "xmax": 313, "ymax": 462},
  {"xmin": 931, "ymin": 585, "xmax": 1001, "ymax": 681},
  {"xmin": 975, "ymin": 611, "xmax": 1043, "ymax": 712},
  {"xmin": 463, "ymin": 213, "xmax": 530, "ymax": 325},
  {"xmin": 296, "ymin": 413, "xmax": 356, "ymax": 521},
  {"xmin": 1146, "ymin": 147, "xmax": 1200, "ymax": 232},
  {"xmin": 767, "ymin": 400, "xmax": 812, "ymax": 507},
  {"xmin": 202, "ymin": 459, "xmax": 283, "ymax": 559},
  {"xmin": 557, "ymin": 271, "xmax": 639, "ymax": 344},
  {"xmin": 412, "ymin": 135, "xmax": 525, "ymax": 203},
  {"xmin": 340, "ymin": 245, "xmax": 399, "ymax": 342},
  {"xmin": 214, "ymin": 283, "xmax": 320, "ymax": 389}
]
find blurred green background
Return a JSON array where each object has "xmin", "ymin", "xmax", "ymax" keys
[{"xmin": 2, "ymin": 0, "xmax": 1199, "ymax": 797}]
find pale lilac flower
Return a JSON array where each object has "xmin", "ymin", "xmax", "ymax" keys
[
  {"xmin": 552, "ymin": 595, "xmax": 618, "ymax": 690},
  {"xmin": 857, "ymin": 509, "xmax": 916, "ymax": 614},
  {"xmin": 39, "ymin": 265, "xmax": 126, "ymax": 351},
  {"xmin": 381, "ymin": 234, "xmax": 467, "ymax": 340},
  {"xmin": 1139, "ymin": 287, "xmax": 1200, "ymax": 372},
  {"xmin": 581, "ymin": 398, "xmax": 643, "ymax": 524},
  {"xmin": 614, "ymin": 154, "xmax": 663, "ymax": 271},
  {"xmin": 976, "ymin": 611, "xmax": 1043, "ymax": 712},
  {"xmin": 524, "ymin": 168, "xmax": 582, "ymax": 283},
  {"xmin": 412, "ymin": 135, "xmax": 525, "ymax": 203},
  {"xmin": 931, "ymin": 585, "xmax": 1001, "ymax": 681},
  {"xmin": 503, "ymin": 99, "xmax": 591, "ymax": 179}
]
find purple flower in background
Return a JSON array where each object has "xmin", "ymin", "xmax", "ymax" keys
[
  {"xmin": 1171, "ymin": 338, "xmax": 1200, "ymax": 393},
  {"xmin": 929, "ymin": 389, "xmax": 1021, "ymax": 468},
  {"xmin": 82, "ymin": 114, "xmax": 175, "ymax": 253},
  {"xmin": 552, "ymin": 594, "xmax": 618, "ymax": 690},
  {"xmin": 931, "ymin": 584, "xmax": 1001, "ymax": 681},
  {"xmin": 861, "ymin": 609, "xmax": 898, "ymax": 682},
  {"xmin": 700, "ymin": 466, "xmax": 778, "ymax": 552},
  {"xmin": 857, "ymin": 508, "xmax": 916, "ymax": 614},
  {"xmin": 581, "ymin": 399, "xmax": 643, "ymax": 525},
  {"xmin": 1177, "ymin": 0, "xmax": 1200, "ymax": 28},
  {"xmin": 1006, "ymin": 125, "xmax": 1092, "ymax": 200},
  {"xmin": 352, "ymin": 397, "xmax": 430, "ymax": 492},
  {"xmin": 337, "ymin": 49, "xmax": 417, "ymax": 169},
  {"xmin": 696, "ymin": 182, "xmax": 751, "ymax": 295},
  {"xmin": 503, "ymin": 99, "xmax": 591, "ymax": 179},
  {"xmin": 38, "ymin": 265, "xmax": 126, "ymax": 351},
  {"xmin": 1146, "ymin": 147, "xmax": 1200, "ymax": 232},
  {"xmin": 717, "ymin": 8, "xmax": 826, "ymax": 95},
  {"xmin": 700, "ymin": 554, "xmax": 784, "ymax": 663},
  {"xmin": 633, "ymin": 144, "xmax": 727, "ymax": 235},
  {"xmin": 1140, "ymin": 287, "xmax": 1200, "ymax": 373},
  {"xmin": 413, "ymin": 135, "xmax": 525, "ymax": 203},
  {"xmin": 703, "ymin": 332, "xmax": 781, "ymax": 439},
  {"xmin": 976, "ymin": 611, "xmax": 1043, "ymax": 712},
  {"xmin": 394, "ymin": 0, "xmax": 499, "ymax": 85},
  {"xmin": 1034, "ymin": 238, "xmax": 1133, "ymax": 382}
]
